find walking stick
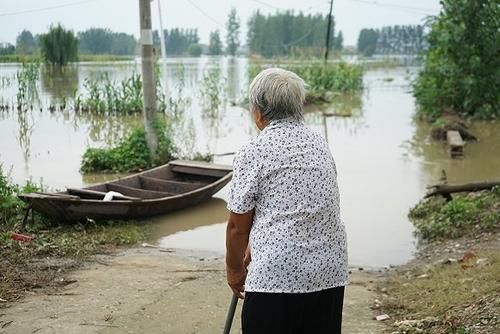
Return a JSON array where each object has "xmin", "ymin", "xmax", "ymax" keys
[{"xmin": 222, "ymin": 294, "xmax": 238, "ymax": 334}]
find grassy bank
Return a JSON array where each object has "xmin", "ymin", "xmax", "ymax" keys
[
  {"xmin": 78, "ymin": 54, "xmax": 135, "ymax": 62},
  {"xmin": 380, "ymin": 250, "xmax": 499, "ymax": 334},
  {"xmin": 0, "ymin": 166, "xmax": 148, "ymax": 304},
  {"xmin": 409, "ymin": 188, "xmax": 500, "ymax": 240},
  {"xmin": 376, "ymin": 188, "xmax": 500, "ymax": 333},
  {"xmin": 0, "ymin": 55, "xmax": 40, "ymax": 63}
]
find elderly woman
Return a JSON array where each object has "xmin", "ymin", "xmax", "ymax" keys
[{"xmin": 226, "ymin": 68, "xmax": 348, "ymax": 333}]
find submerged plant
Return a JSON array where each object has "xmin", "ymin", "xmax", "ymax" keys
[
  {"xmin": 75, "ymin": 71, "xmax": 166, "ymax": 114},
  {"xmin": 247, "ymin": 61, "xmax": 363, "ymax": 105},
  {"xmin": 165, "ymin": 64, "xmax": 192, "ymax": 117},
  {"xmin": 15, "ymin": 61, "xmax": 41, "ymax": 109},
  {"xmin": 200, "ymin": 64, "xmax": 225, "ymax": 116}
]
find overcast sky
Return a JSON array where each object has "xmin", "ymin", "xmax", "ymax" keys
[{"xmin": 0, "ymin": 0, "xmax": 441, "ymax": 46}]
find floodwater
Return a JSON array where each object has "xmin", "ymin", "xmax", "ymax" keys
[{"xmin": 1, "ymin": 58, "xmax": 499, "ymax": 268}]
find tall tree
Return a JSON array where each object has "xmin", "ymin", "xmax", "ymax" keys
[
  {"xmin": 225, "ymin": 8, "xmax": 240, "ymax": 56},
  {"xmin": 413, "ymin": 0, "xmax": 500, "ymax": 120},
  {"xmin": 357, "ymin": 28, "xmax": 378, "ymax": 56},
  {"xmin": 39, "ymin": 24, "xmax": 79, "ymax": 66},
  {"xmin": 16, "ymin": 30, "xmax": 38, "ymax": 55},
  {"xmin": 208, "ymin": 30, "xmax": 223, "ymax": 55}
]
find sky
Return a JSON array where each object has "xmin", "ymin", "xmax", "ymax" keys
[{"xmin": 0, "ymin": 0, "xmax": 441, "ymax": 47}]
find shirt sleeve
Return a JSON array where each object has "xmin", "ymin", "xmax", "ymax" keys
[{"xmin": 227, "ymin": 147, "xmax": 260, "ymax": 214}]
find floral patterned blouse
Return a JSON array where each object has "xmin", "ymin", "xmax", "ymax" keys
[{"xmin": 227, "ymin": 118, "xmax": 348, "ymax": 293}]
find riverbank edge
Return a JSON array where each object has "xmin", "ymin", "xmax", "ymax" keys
[
  {"xmin": 374, "ymin": 228, "xmax": 499, "ymax": 334},
  {"xmin": 2, "ymin": 219, "xmax": 498, "ymax": 334}
]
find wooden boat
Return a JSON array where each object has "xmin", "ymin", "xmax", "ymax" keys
[{"xmin": 19, "ymin": 160, "xmax": 233, "ymax": 221}]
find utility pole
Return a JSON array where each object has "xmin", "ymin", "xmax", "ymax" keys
[
  {"xmin": 157, "ymin": 0, "xmax": 168, "ymax": 98},
  {"xmin": 324, "ymin": 0, "xmax": 334, "ymax": 64},
  {"xmin": 139, "ymin": 0, "xmax": 159, "ymax": 162}
]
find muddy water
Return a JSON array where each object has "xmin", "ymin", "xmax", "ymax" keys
[{"xmin": 1, "ymin": 59, "xmax": 499, "ymax": 268}]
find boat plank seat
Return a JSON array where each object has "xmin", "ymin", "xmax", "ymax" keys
[
  {"xmin": 67, "ymin": 188, "xmax": 139, "ymax": 201},
  {"xmin": 170, "ymin": 165, "xmax": 229, "ymax": 178},
  {"xmin": 106, "ymin": 183, "xmax": 174, "ymax": 199},
  {"xmin": 139, "ymin": 175, "xmax": 203, "ymax": 194}
]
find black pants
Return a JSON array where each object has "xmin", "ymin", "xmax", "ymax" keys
[{"xmin": 241, "ymin": 286, "xmax": 345, "ymax": 334}]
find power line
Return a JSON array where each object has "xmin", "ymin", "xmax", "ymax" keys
[
  {"xmin": 344, "ymin": 0, "xmax": 437, "ymax": 15},
  {"xmin": 250, "ymin": 0, "xmax": 437, "ymax": 15},
  {"xmin": 249, "ymin": 0, "xmax": 281, "ymax": 10},
  {"xmin": 184, "ymin": 0, "xmax": 224, "ymax": 27},
  {"xmin": 0, "ymin": 0, "xmax": 102, "ymax": 17}
]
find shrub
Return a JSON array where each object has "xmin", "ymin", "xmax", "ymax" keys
[
  {"xmin": 80, "ymin": 120, "xmax": 176, "ymax": 173},
  {"xmin": 412, "ymin": 0, "xmax": 500, "ymax": 120},
  {"xmin": 0, "ymin": 165, "xmax": 40, "ymax": 227},
  {"xmin": 39, "ymin": 24, "xmax": 79, "ymax": 66}
]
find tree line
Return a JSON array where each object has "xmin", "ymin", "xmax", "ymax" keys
[
  {"xmin": 247, "ymin": 10, "xmax": 343, "ymax": 58},
  {"xmin": 153, "ymin": 28, "xmax": 200, "ymax": 56},
  {"xmin": 1, "ymin": 28, "xmax": 136, "ymax": 57},
  {"xmin": 357, "ymin": 25, "xmax": 427, "ymax": 56},
  {"xmin": 78, "ymin": 28, "xmax": 136, "ymax": 55}
]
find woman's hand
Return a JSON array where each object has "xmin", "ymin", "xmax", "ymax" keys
[
  {"xmin": 226, "ymin": 210, "xmax": 254, "ymax": 299},
  {"xmin": 227, "ymin": 267, "xmax": 247, "ymax": 299}
]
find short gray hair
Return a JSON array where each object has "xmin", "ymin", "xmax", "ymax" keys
[{"xmin": 249, "ymin": 68, "xmax": 305, "ymax": 122}]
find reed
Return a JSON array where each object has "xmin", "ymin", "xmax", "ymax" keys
[{"xmin": 200, "ymin": 64, "xmax": 225, "ymax": 116}]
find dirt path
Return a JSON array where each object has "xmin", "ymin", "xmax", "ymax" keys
[{"xmin": 0, "ymin": 248, "xmax": 384, "ymax": 334}]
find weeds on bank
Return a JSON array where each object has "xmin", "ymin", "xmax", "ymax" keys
[
  {"xmin": 409, "ymin": 187, "xmax": 500, "ymax": 240},
  {"xmin": 0, "ymin": 164, "xmax": 146, "ymax": 254},
  {"xmin": 381, "ymin": 250, "xmax": 500, "ymax": 334},
  {"xmin": 0, "ymin": 165, "xmax": 148, "ymax": 302}
]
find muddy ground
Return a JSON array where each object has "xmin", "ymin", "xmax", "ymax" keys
[{"xmin": 0, "ymin": 247, "xmax": 385, "ymax": 334}]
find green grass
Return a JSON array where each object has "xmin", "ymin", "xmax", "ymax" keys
[
  {"xmin": 0, "ymin": 54, "xmax": 133, "ymax": 64},
  {"xmin": 78, "ymin": 54, "xmax": 135, "ymax": 62},
  {"xmin": 248, "ymin": 60, "xmax": 363, "ymax": 105},
  {"xmin": 0, "ymin": 54, "xmax": 40, "ymax": 63},
  {"xmin": 409, "ymin": 187, "xmax": 500, "ymax": 240},
  {"xmin": 80, "ymin": 119, "xmax": 176, "ymax": 173}
]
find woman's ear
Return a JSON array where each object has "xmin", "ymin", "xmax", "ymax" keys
[{"xmin": 253, "ymin": 108, "xmax": 267, "ymax": 130}]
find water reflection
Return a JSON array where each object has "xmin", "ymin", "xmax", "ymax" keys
[
  {"xmin": 40, "ymin": 65, "xmax": 79, "ymax": 104},
  {"xmin": 16, "ymin": 109, "xmax": 34, "ymax": 164},
  {"xmin": 149, "ymin": 197, "xmax": 228, "ymax": 252},
  {"xmin": 408, "ymin": 119, "xmax": 500, "ymax": 185}
]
